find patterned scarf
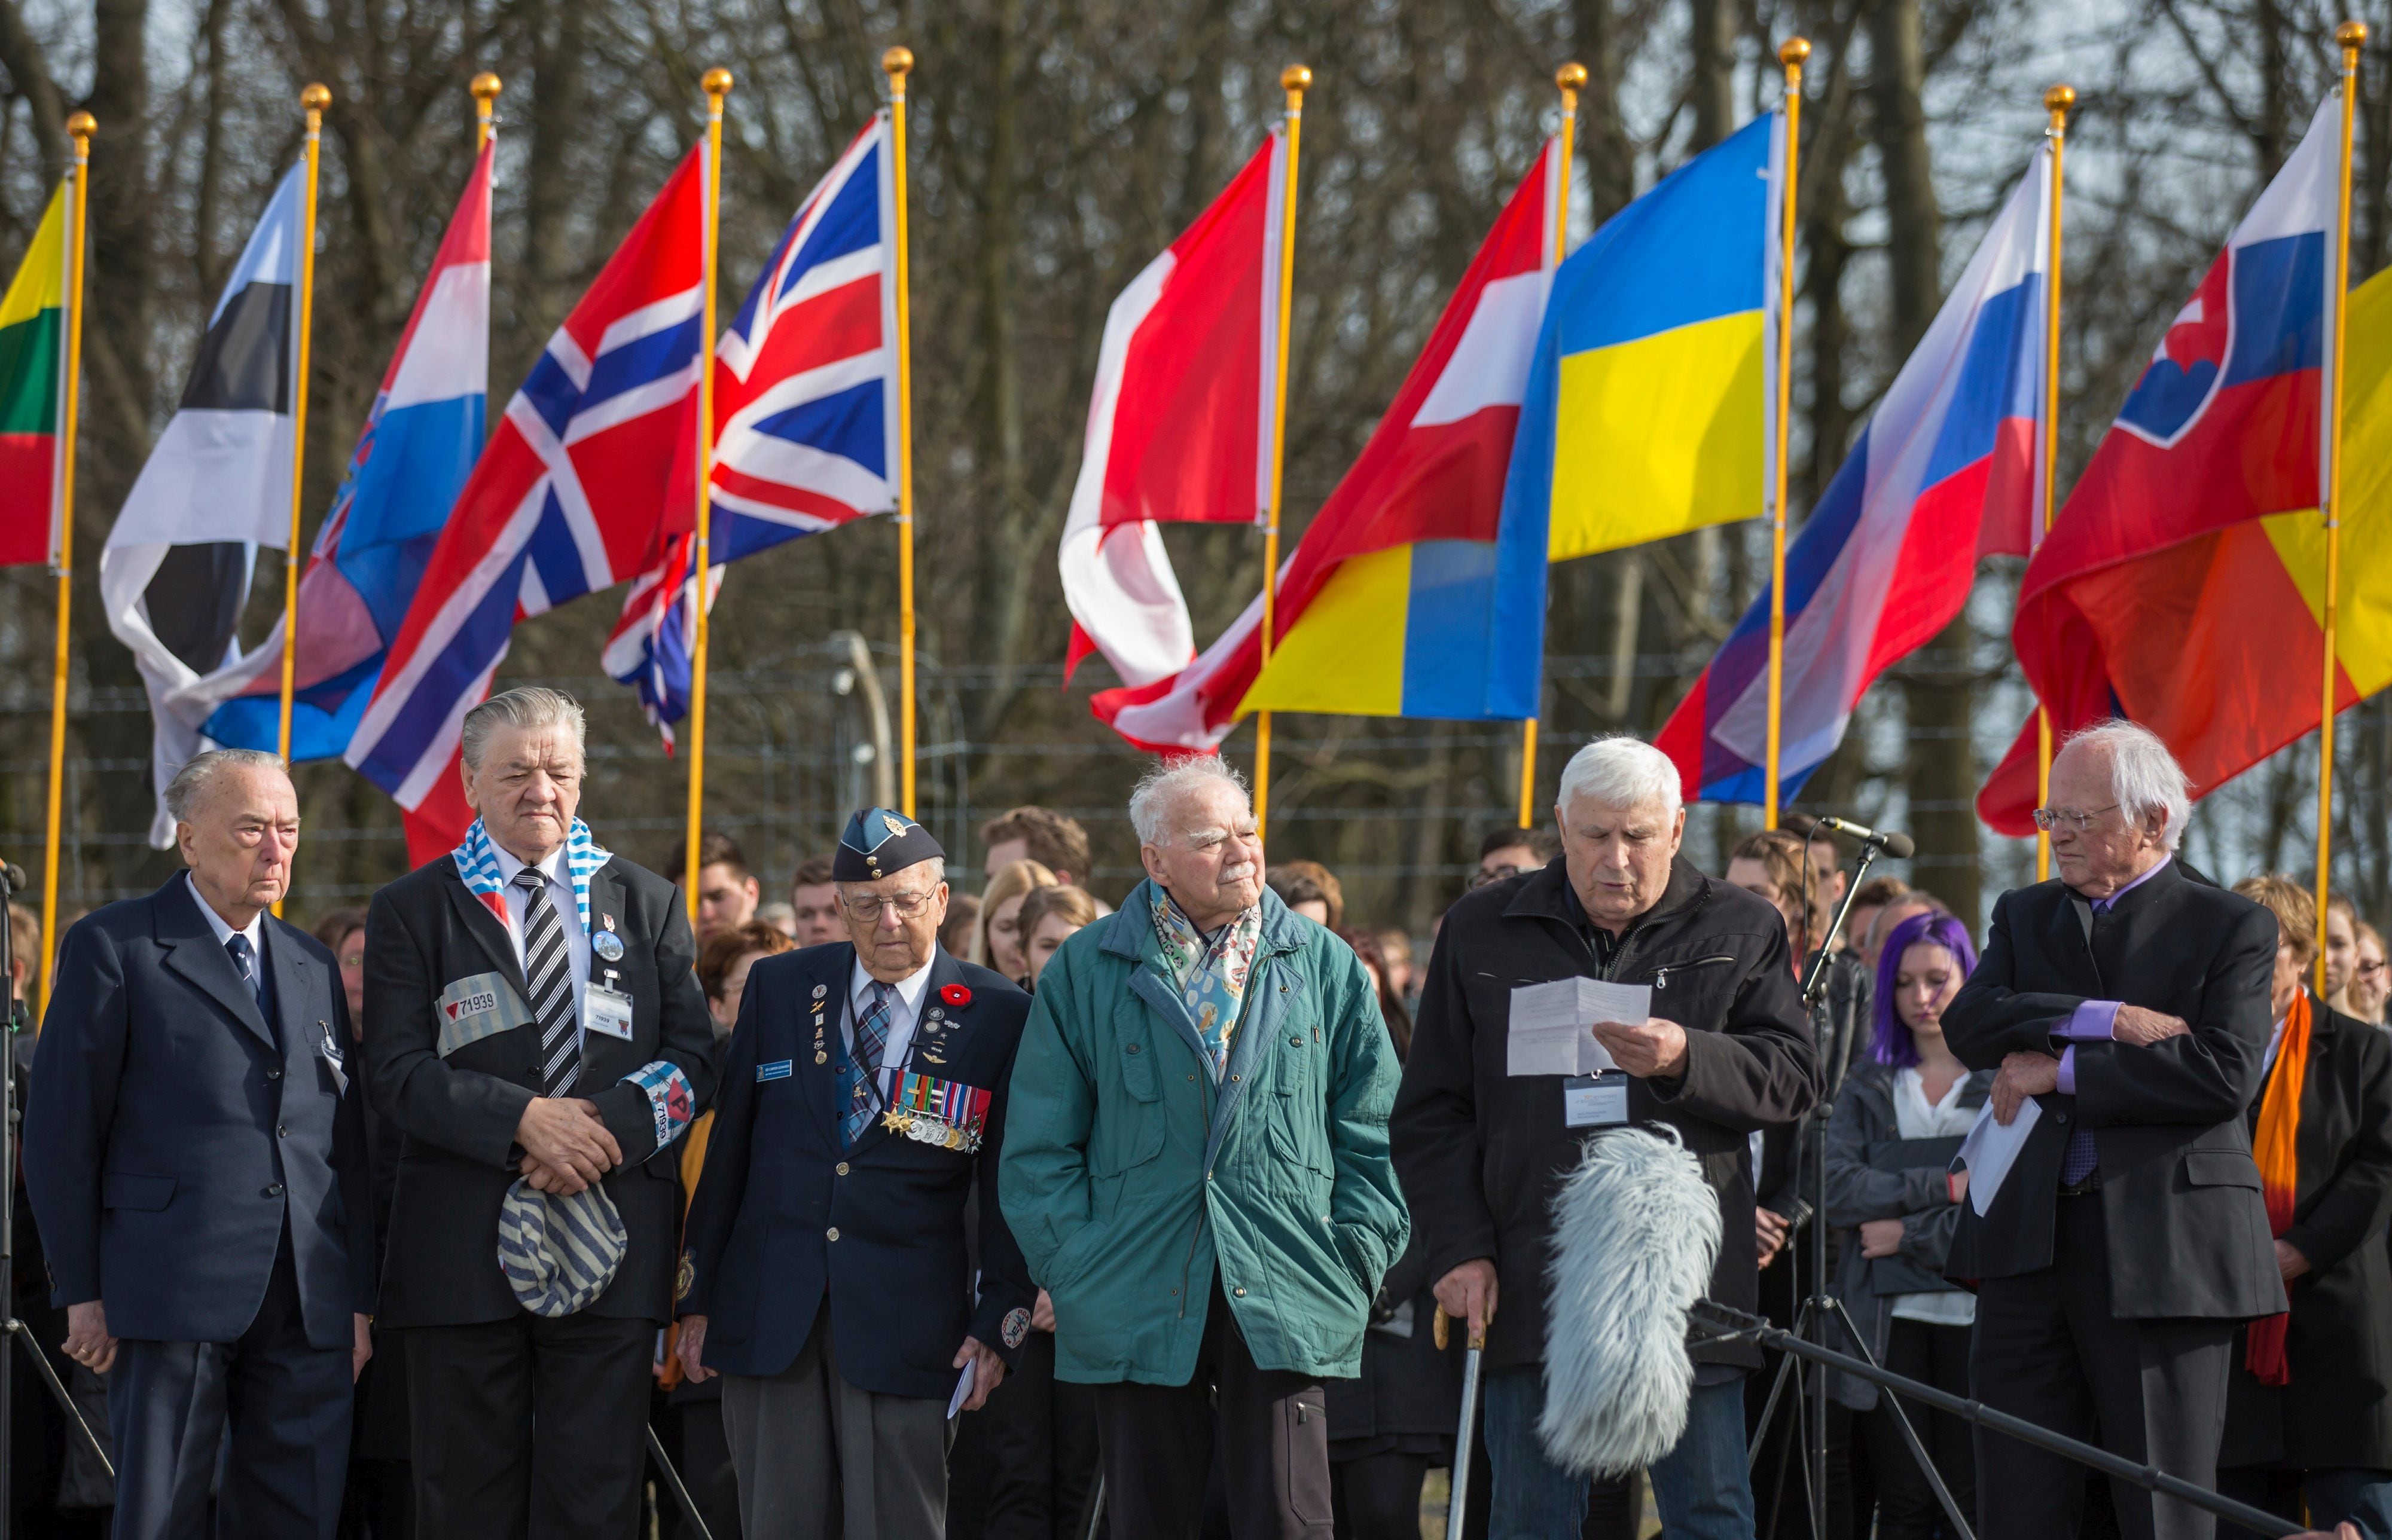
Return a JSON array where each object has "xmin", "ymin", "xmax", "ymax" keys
[
  {"xmin": 1150, "ymin": 887, "xmax": 1262, "ymax": 1078},
  {"xmin": 454, "ymin": 817, "xmax": 611, "ymax": 934},
  {"xmin": 2245, "ymin": 989, "xmax": 2312, "ymax": 1386}
]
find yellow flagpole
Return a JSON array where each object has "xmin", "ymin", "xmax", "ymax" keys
[
  {"xmin": 2317, "ymin": 21, "xmax": 2364, "ymax": 994},
  {"xmin": 1254, "ymin": 63, "xmax": 1309, "ymax": 841},
  {"xmin": 38, "ymin": 113, "xmax": 94, "ymax": 1019},
  {"xmin": 683, "ymin": 67, "xmax": 733, "ymax": 924},
  {"xmin": 472, "ymin": 71, "xmax": 501, "ymax": 152},
  {"xmin": 883, "ymin": 47, "xmax": 919, "ymax": 818},
  {"xmin": 273, "ymin": 82, "xmax": 329, "ymax": 918},
  {"xmin": 1764, "ymin": 39, "xmax": 1807, "ymax": 832},
  {"xmin": 2034, "ymin": 84, "xmax": 2073, "ymax": 882},
  {"xmin": 1519, "ymin": 63, "xmax": 1586, "ymax": 830}
]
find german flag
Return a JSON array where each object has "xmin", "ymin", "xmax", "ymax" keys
[{"xmin": 0, "ymin": 182, "xmax": 67, "ymax": 567}]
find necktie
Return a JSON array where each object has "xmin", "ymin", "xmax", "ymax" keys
[
  {"xmin": 844, "ymin": 982, "xmax": 894, "ymax": 1145},
  {"xmin": 224, "ymin": 933, "xmax": 265, "ymax": 1012},
  {"xmin": 516, "ymin": 868, "xmax": 581, "ymax": 1097}
]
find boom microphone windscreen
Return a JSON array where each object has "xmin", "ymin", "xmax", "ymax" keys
[{"xmin": 1537, "ymin": 1126, "xmax": 1722, "ymax": 1477}]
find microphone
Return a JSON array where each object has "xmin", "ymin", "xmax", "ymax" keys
[
  {"xmin": 0, "ymin": 861, "xmax": 25, "ymax": 896},
  {"xmin": 1805, "ymin": 817, "xmax": 1915, "ymax": 860},
  {"xmin": 1539, "ymin": 1126, "xmax": 1722, "ymax": 1477}
]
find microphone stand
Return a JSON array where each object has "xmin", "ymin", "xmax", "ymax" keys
[{"xmin": 1744, "ymin": 833, "xmax": 1970, "ymax": 1540}]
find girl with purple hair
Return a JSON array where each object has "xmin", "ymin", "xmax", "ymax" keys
[{"xmin": 1824, "ymin": 909, "xmax": 1994, "ymax": 1539}]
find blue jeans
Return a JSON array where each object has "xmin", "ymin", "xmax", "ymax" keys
[{"xmin": 1483, "ymin": 1367, "xmax": 1756, "ymax": 1540}]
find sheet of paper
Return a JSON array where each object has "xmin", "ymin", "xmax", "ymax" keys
[
  {"xmin": 947, "ymin": 1359, "xmax": 975, "ymax": 1419},
  {"xmin": 1955, "ymin": 1096, "xmax": 2040, "ymax": 1217},
  {"xmin": 1506, "ymin": 979, "xmax": 1648, "ymax": 1075}
]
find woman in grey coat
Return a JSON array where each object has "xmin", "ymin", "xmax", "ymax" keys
[{"xmin": 1825, "ymin": 910, "xmax": 1991, "ymax": 1540}]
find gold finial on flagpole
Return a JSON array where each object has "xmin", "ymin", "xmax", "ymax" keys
[
  {"xmin": 2317, "ymin": 20, "xmax": 2364, "ymax": 990},
  {"xmin": 472, "ymin": 72, "xmax": 502, "ymax": 150},
  {"xmin": 683, "ymin": 65, "xmax": 734, "ymax": 924},
  {"xmin": 1255, "ymin": 63, "xmax": 1310, "ymax": 839},
  {"xmin": 41, "ymin": 111, "xmax": 95, "ymax": 1015},
  {"xmin": 1763, "ymin": 39, "xmax": 1805, "ymax": 831},
  {"xmin": 2034, "ymin": 82, "xmax": 2073, "ymax": 882}
]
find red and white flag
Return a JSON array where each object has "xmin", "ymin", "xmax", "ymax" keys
[{"xmin": 1058, "ymin": 130, "xmax": 1290, "ymax": 689}]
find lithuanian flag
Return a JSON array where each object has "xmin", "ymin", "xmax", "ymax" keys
[{"xmin": 0, "ymin": 182, "xmax": 68, "ymax": 567}]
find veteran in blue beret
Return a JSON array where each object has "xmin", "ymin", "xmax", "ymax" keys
[{"xmin": 676, "ymin": 808, "xmax": 1037, "ymax": 1540}]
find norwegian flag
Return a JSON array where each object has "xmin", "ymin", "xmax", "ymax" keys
[
  {"xmin": 348, "ymin": 146, "xmax": 709, "ymax": 862},
  {"xmin": 604, "ymin": 116, "xmax": 899, "ymax": 739}
]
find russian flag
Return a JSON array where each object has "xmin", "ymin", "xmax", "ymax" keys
[
  {"xmin": 179, "ymin": 141, "xmax": 495, "ymax": 769},
  {"xmin": 1659, "ymin": 142, "xmax": 2048, "ymax": 805}
]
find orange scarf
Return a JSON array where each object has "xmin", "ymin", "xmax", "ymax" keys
[{"xmin": 2244, "ymin": 989, "xmax": 2311, "ymax": 1386}]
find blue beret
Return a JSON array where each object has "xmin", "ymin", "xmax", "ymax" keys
[{"xmin": 832, "ymin": 807, "xmax": 945, "ymax": 882}]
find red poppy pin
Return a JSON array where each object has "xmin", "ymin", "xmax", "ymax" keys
[{"xmin": 940, "ymin": 983, "xmax": 972, "ymax": 1008}]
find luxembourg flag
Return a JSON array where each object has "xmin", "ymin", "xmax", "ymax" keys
[
  {"xmin": 1658, "ymin": 143, "xmax": 2048, "ymax": 805},
  {"xmin": 602, "ymin": 115, "xmax": 899, "ymax": 739},
  {"xmin": 351, "ymin": 146, "xmax": 707, "ymax": 861},
  {"xmin": 177, "ymin": 141, "xmax": 493, "ymax": 771},
  {"xmin": 1094, "ymin": 140, "xmax": 1560, "ymax": 751}
]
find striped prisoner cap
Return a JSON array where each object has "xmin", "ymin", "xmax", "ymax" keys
[{"xmin": 498, "ymin": 1178, "xmax": 627, "ymax": 1318}]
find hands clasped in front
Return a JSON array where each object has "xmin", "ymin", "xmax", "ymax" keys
[{"xmin": 515, "ymin": 1095, "xmax": 621, "ymax": 1193}]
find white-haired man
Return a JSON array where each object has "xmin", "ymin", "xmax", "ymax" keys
[
  {"xmin": 1001, "ymin": 757, "xmax": 1408, "ymax": 1539},
  {"xmin": 1945, "ymin": 720, "xmax": 2282, "ymax": 1540},
  {"xmin": 364, "ymin": 686, "xmax": 716, "ymax": 1539},
  {"xmin": 1391, "ymin": 734, "xmax": 1817, "ymax": 1540}
]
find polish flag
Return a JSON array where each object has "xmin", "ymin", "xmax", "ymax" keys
[
  {"xmin": 1093, "ymin": 140, "xmax": 1561, "ymax": 751},
  {"xmin": 1058, "ymin": 131, "xmax": 1290, "ymax": 689}
]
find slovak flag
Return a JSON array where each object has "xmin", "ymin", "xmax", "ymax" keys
[
  {"xmin": 1659, "ymin": 143, "xmax": 2048, "ymax": 805},
  {"xmin": 1057, "ymin": 130, "xmax": 1290, "ymax": 692},
  {"xmin": 1979, "ymin": 97, "xmax": 2345, "ymax": 831},
  {"xmin": 177, "ymin": 141, "xmax": 494, "ymax": 774},
  {"xmin": 350, "ymin": 146, "xmax": 708, "ymax": 862},
  {"xmin": 1094, "ymin": 140, "xmax": 1561, "ymax": 750},
  {"xmin": 603, "ymin": 116, "xmax": 900, "ymax": 738}
]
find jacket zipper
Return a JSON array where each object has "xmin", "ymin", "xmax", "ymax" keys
[{"xmin": 1650, "ymin": 954, "xmax": 1737, "ymax": 991}]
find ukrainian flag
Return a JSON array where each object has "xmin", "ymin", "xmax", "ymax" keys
[{"xmin": 1491, "ymin": 113, "xmax": 1778, "ymax": 690}]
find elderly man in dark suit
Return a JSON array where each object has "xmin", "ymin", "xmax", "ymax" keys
[
  {"xmin": 26, "ymin": 748, "xmax": 376, "ymax": 1540},
  {"xmin": 1945, "ymin": 719, "xmax": 2284, "ymax": 1540},
  {"xmin": 364, "ymin": 686, "xmax": 716, "ymax": 1539},
  {"xmin": 676, "ymin": 808, "xmax": 1033, "ymax": 1540}
]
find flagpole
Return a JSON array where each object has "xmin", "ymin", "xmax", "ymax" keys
[
  {"xmin": 2034, "ymin": 84, "xmax": 2073, "ymax": 883},
  {"xmin": 38, "ymin": 112, "xmax": 93, "ymax": 1019},
  {"xmin": 883, "ymin": 47, "xmax": 919, "ymax": 818},
  {"xmin": 271, "ymin": 82, "xmax": 329, "ymax": 918},
  {"xmin": 472, "ymin": 71, "xmax": 501, "ymax": 151},
  {"xmin": 1255, "ymin": 63, "xmax": 1308, "ymax": 841},
  {"xmin": 682, "ymin": 66, "xmax": 733, "ymax": 925},
  {"xmin": 1518, "ymin": 63, "xmax": 1586, "ymax": 831},
  {"xmin": 1764, "ymin": 39, "xmax": 1807, "ymax": 833},
  {"xmin": 2317, "ymin": 20, "xmax": 2364, "ymax": 993}
]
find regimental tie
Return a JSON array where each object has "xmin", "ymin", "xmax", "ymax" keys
[
  {"xmin": 225, "ymin": 933, "xmax": 265, "ymax": 1013},
  {"xmin": 515, "ymin": 868, "xmax": 581, "ymax": 1096},
  {"xmin": 845, "ymin": 981, "xmax": 894, "ymax": 1145}
]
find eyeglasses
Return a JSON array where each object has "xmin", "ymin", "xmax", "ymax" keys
[
  {"xmin": 1470, "ymin": 863, "xmax": 1531, "ymax": 890},
  {"xmin": 2030, "ymin": 803, "xmax": 2121, "ymax": 834},
  {"xmin": 839, "ymin": 889, "xmax": 939, "ymax": 921},
  {"xmin": 2360, "ymin": 960, "xmax": 2388, "ymax": 978}
]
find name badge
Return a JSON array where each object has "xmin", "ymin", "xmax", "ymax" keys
[
  {"xmin": 318, "ymin": 1029, "xmax": 349, "ymax": 1096},
  {"xmin": 756, "ymin": 1059, "xmax": 794, "ymax": 1082},
  {"xmin": 584, "ymin": 983, "xmax": 636, "ymax": 1040},
  {"xmin": 1563, "ymin": 1071, "xmax": 1631, "ymax": 1129}
]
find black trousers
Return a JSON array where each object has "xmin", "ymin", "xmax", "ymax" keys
[
  {"xmin": 404, "ymin": 1312, "xmax": 654, "ymax": 1540},
  {"xmin": 1858, "ymin": 1318, "xmax": 1976, "ymax": 1540},
  {"xmin": 1971, "ymin": 1193, "xmax": 2236, "ymax": 1540},
  {"xmin": 1091, "ymin": 1285, "xmax": 1331, "ymax": 1540},
  {"xmin": 109, "ymin": 1238, "xmax": 353, "ymax": 1540},
  {"xmin": 983, "ymin": 1332, "xmax": 1100, "ymax": 1540}
]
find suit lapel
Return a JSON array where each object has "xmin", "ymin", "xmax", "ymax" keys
[
  {"xmin": 577, "ymin": 863, "xmax": 630, "ymax": 1084},
  {"xmin": 155, "ymin": 877, "xmax": 278, "ymax": 1052},
  {"xmin": 2040, "ymin": 885, "xmax": 2104, "ymax": 996},
  {"xmin": 439, "ymin": 861, "xmax": 529, "ymax": 1002},
  {"xmin": 264, "ymin": 918, "xmax": 321, "ymax": 1066},
  {"xmin": 800, "ymin": 946, "xmax": 853, "ymax": 1144}
]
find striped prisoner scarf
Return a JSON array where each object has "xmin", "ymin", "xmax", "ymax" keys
[{"xmin": 452, "ymin": 815, "xmax": 610, "ymax": 934}]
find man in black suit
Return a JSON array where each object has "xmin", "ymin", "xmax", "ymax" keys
[
  {"xmin": 364, "ymin": 686, "xmax": 715, "ymax": 1539},
  {"xmin": 1945, "ymin": 720, "xmax": 2284, "ymax": 1540},
  {"xmin": 26, "ymin": 748, "xmax": 376, "ymax": 1540},
  {"xmin": 676, "ymin": 808, "xmax": 1034, "ymax": 1540}
]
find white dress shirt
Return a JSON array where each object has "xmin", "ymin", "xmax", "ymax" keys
[
  {"xmin": 1888, "ymin": 1065, "xmax": 1978, "ymax": 1327},
  {"xmin": 186, "ymin": 871, "xmax": 266, "ymax": 958},
  {"xmin": 843, "ymin": 954, "xmax": 935, "ymax": 1105},
  {"xmin": 490, "ymin": 844, "xmax": 591, "ymax": 1025}
]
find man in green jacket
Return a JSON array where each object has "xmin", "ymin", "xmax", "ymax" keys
[{"xmin": 1000, "ymin": 757, "xmax": 1408, "ymax": 1539}]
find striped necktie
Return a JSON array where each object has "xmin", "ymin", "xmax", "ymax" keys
[
  {"xmin": 844, "ymin": 982, "xmax": 894, "ymax": 1145},
  {"xmin": 515, "ymin": 867, "xmax": 581, "ymax": 1096}
]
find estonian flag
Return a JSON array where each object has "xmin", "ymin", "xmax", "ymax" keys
[{"xmin": 100, "ymin": 163, "xmax": 304, "ymax": 845}]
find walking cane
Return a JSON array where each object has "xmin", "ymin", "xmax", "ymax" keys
[{"xmin": 1433, "ymin": 1303, "xmax": 1490, "ymax": 1540}]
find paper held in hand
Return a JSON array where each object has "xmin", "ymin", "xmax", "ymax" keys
[
  {"xmin": 1954, "ymin": 1096, "xmax": 2040, "ymax": 1216},
  {"xmin": 1506, "ymin": 978, "xmax": 1650, "ymax": 1076}
]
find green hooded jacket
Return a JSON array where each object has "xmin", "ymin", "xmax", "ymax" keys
[{"xmin": 999, "ymin": 881, "xmax": 1409, "ymax": 1385}]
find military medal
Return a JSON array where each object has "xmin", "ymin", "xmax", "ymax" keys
[{"xmin": 885, "ymin": 1071, "xmax": 992, "ymax": 1153}]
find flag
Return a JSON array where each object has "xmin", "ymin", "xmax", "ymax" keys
[
  {"xmin": 1659, "ymin": 144, "xmax": 2049, "ymax": 805},
  {"xmin": 602, "ymin": 115, "xmax": 899, "ymax": 738},
  {"xmin": 1057, "ymin": 131, "xmax": 1289, "ymax": 692},
  {"xmin": 1979, "ymin": 98, "xmax": 2363, "ymax": 832},
  {"xmin": 1093, "ymin": 140, "xmax": 1562, "ymax": 751},
  {"xmin": 172, "ymin": 141, "xmax": 492, "ymax": 773},
  {"xmin": 0, "ymin": 182, "xmax": 69, "ymax": 567},
  {"xmin": 1481, "ymin": 113, "xmax": 1780, "ymax": 717},
  {"xmin": 102, "ymin": 163, "xmax": 306, "ymax": 846},
  {"xmin": 350, "ymin": 146, "xmax": 707, "ymax": 863}
]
